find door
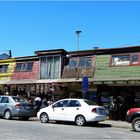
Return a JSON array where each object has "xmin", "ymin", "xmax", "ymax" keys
[
  {"xmin": 49, "ymin": 100, "xmax": 69, "ymax": 121},
  {"xmin": 0, "ymin": 97, "xmax": 9, "ymax": 116},
  {"xmin": 63, "ymin": 100, "xmax": 81, "ymax": 121}
]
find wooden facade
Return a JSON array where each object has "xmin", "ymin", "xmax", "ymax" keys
[
  {"xmin": 0, "ymin": 58, "xmax": 15, "ymax": 81},
  {"xmin": 12, "ymin": 57, "xmax": 39, "ymax": 80}
]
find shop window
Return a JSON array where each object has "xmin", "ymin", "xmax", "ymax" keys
[
  {"xmin": 130, "ymin": 54, "xmax": 139, "ymax": 65},
  {"xmin": 15, "ymin": 62, "xmax": 33, "ymax": 72},
  {"xmin": 111, "ymin": 55, "xmax": 130, "ymax": 66},
  {"xmin": 0, "ymin": 65, "xmax": 8, "ymax": 73}
]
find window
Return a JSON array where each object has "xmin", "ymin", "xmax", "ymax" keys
[
  {"xmin": 15, "ymin": 62, "xmax": 33, "ymax": 72},
  {"xmin": 78, "ymin": 58, "xmax": 91, "ymax": 68},
  {"xmin": 130, "ymin": 54, "xmax": 139, "ymax": 65},
  {"xmin": 69, "ymin": 100, "xmax": 81, "ymax": 107},
  {"xmin": 84, "ymin": 99, "xmax": 97, "ymax": 105},
  {"xmin": 26, "ymin": 62, "xmax": 34, "ymax": 71},
  {"xmin": 0, "ymin": 97, "xmax": 9, "ymax": 103},
  {"xmin": 111, "ymin": 53, "xmax": 140, "ymax": 66},
  {"xmin": 12, "ymin": 97, "xmax": 27, "ymax": 103},
  {"xmin": 69, "ymin": 59, "xmax": 77, "ymax": 68},
  {"xmin": 53, "ymin": 100, "xmax": 69, "ymax": 107},
  {"xmin": 111, "ymin": 55, "xmax": 130, "ymax": 66},
  {"xmin": 68, "ymin": 57, "xmax": 92, "ymax": 69},
  {"xmin": 40, "ymin": 56, "xmax": 61, "ymax": 79},
  {"xmin": 0, "ymin": 65, "xmax": 8, "ymax": 73}
]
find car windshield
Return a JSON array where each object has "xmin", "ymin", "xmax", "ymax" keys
[
  {"xmin": 12, "ymin": 97, "xmax": 28, "ymax": 103},
  {"xmin": 84, "ymin": 99, "xmax": 97, "ymax": 105}
]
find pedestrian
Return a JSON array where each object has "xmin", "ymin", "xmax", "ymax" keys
[
  {"xmin": 41, "ymin": 97, "xmax": 48, "ymax": 108},
  {"xmin": 34, "ymin": 96, "xmax": 42, "ymax": 113}
]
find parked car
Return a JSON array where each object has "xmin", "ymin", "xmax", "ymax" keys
[
  {"xmin": 37, "ymin": 98, "xmax": 108, "ymax": 126},
  {"xmin": 0, "ymin": 95, "xmax": 36, "ymax": 120},
  {"xmin": 126, "ymin": 108, "xmax": 140, "ymax": 132}
]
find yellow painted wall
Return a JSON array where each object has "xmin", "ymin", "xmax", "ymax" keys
[{"xmin": 0, "ymin": 58, "xmax": 16, "ymax": 80}]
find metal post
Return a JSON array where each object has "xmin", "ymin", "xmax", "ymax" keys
[{"xmin": 76, "ymin": 31, "xmax": 82, "ymax": 51}]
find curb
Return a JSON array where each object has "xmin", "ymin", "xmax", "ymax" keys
[{"xmin": 100, "ymin": 120, "xmax": 132, "ymax": 129}]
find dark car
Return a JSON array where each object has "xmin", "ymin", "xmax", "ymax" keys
[
  {"xmin": 126, "ymin": 108, "xmax": 140, "ymax": 132},
  {"xmin": 0, "ymin": 95, "xmax": 36, "ymax": 120}
]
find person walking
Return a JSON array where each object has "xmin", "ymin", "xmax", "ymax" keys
[
  {"xmin": 34, "ymin": 96, "xmax": 42, "ymax": 113},
  {"xmin": 41, "ymin": 97, "xmax": 48, "ymax": 108}
]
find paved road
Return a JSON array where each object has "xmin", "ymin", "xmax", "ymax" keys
[{"xmin": 0, "ymin": 118, "xmax": 139, "ymax": 140}]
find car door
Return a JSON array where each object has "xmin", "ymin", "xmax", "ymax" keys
[
  {"xmin": 49, "ymin": 100, "xmax": 69, "ymax": 121},
  {"xmin": 0, "ymin": 97, "xmax": 10, "ymax": 116},
  {"xmin": 0, "ymin": 97, "xmax": 2, "ymax": 115},
  {"xmin": 63, "ymin": 100, "xmax": 81, "ymax": 121}
]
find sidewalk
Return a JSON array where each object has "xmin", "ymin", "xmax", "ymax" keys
[{"xmin": 100, "ymin": 119, "xmax": 132, "ymax": 129}]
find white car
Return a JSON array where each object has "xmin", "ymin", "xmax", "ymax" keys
[{"xmin": 37, "ymin": 98, "xmax": 108, "ymax": 126}]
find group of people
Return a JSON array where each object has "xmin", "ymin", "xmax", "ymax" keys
[
  {"xmin": 1, "ymin": 88, "xmax": 59, "ymax": 113},
  {"xmin": 109, "ymin": 95, "xmax": 135, "ymax": 121},
  {"xmin": 32, "ymin": 93, "xmax": 60, "ymax": 113}
]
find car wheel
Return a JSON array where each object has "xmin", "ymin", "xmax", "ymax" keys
[
  {"xmin": 132, "ymin": 117, "xmax": 140, "ymax": 132},
  {"xmin": 40, "ymin": 113, "xmax": 49, "ymax": 123},
  {"xmin": 4, "ymin": 110, "xmax": 12, "ymax": 120},
  {"xmin": 75, "ymin": 115, "xmax": 85, "ymax": 126}
]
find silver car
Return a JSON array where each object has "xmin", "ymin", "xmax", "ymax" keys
[{"xmin": 0, "ymin": 95, "xmax": 36, "ymax": 120}]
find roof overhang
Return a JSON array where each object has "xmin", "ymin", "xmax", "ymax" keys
[
  {"xmin": 37, "ymin": 78, "xmax": 94, "ymax": 83},
  {"xmin": 0, "ymin": 78, "xmax": 94, "ymax": 85},
  {"xmin": 0, "ymin": 79, "xmax": 37, "ymax": 85},
  {"xmin": 93, "ymin": 77, "xmax": 140, "ymax": 85}
]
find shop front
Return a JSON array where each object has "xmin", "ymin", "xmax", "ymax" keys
[{"xmin": 94, "ymin": 79, "xmax": 140, "ymax": 121}]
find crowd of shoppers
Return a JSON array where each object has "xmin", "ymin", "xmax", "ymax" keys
[{"xmin": 0, "ymin": 87, "xmax": 59, "ymax": 113}]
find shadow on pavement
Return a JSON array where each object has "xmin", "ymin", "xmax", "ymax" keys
[
  {"xmin": 1, "ymin": 117, "xmax": 112, "ymax": 128},
  {"xmin": 46, "ymin": 121, "xmax": 112, "ymax": 128}
]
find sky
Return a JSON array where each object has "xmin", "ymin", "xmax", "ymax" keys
[{"xmin": 0, "ymin": 1, "xmax": 140, "ymax": 57}]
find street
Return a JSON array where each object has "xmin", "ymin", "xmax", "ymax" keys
[{"xmin": 0, "ymin": 118, "xmax": 139, "ymax": 140}]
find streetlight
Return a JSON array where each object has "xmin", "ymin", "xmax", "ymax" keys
[{"xmin": 76, "ymin": 30, "xmax": 82, "ymax": 51}]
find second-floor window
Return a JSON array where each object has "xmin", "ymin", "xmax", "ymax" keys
[
  {"xmin": 130, "ymin": 54, "xmax": 139, "ymax": 64},
  {"xmin": 69, "ymin": 59, "xmax": 78, "ymax": 68},
  {"xmin": 111, "ymin": 53, "xmax": 139, "ymax": 66},
  {"xmin": 15, "ymin": 62, "xmax": 33, "ymax": 72},
  {"xmin": 111, "ymin": 55, "xmax": 130, "ymax": 66},
  {"xmin": 0, "ymin": 65, "xmax": 8, "ymax": 73},
  {"xmin": 40, "ymin": 56, "xmax": 61, "ymax": 79},
  {"xmin": 78, "ymin": 58, "xmax": 91, "ymax": 68},
  {"xmin": 69, "ymin": 57, "xmax": 92, "ymax": 68}
]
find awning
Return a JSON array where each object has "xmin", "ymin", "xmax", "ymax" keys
[
  {"xmin": 93, "ymin": 77, "xmax": 140, "ymax": 85},
  {"xmin": 0, "ymin": 78, "xmax": 94, "ymax": 85},
  {"xmin": 0, "ymin": 80, "xmax": 11, "ymax": 84},
  {"xmin": 0, "ymin": 79, "xmax": 37, "ymax": 85},
  {"xmin": 36, "ymin": 78, "xmax": 94, "ymax": 83}
]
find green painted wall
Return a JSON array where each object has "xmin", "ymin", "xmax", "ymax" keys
[
  {"xmin": 0, "ymin": 58, "xmax": 15, "ymax": 80},
  {"xmin": 95, "ymin": 55, "xmax": 140, "ymax": 78}
]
